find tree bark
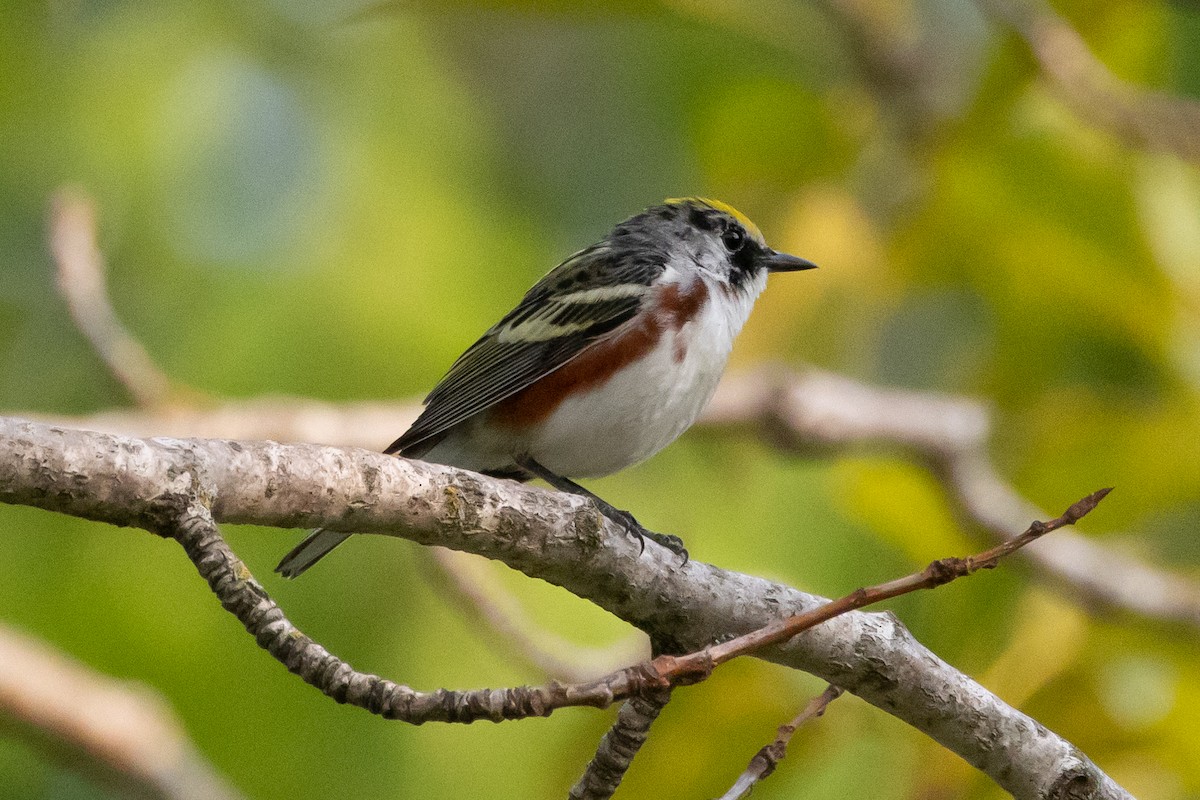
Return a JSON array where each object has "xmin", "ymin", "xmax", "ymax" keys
[{"xmin": 0, "ymin": 416, "xmax": 1131, "ymax": 800}]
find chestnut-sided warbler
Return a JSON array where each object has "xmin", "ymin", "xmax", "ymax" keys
[{"xmin": 277, "ymin": 197, "xmax": 815, "ymax": 577}]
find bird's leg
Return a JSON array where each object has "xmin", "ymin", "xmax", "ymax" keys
[{"xmin": 516, "ymin": 456, "xmax": 688, "ymax": 562}]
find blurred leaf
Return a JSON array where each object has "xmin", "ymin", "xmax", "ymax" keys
[
  {"xmin": 980, "ymin": 588, "xmax": 1088, "ymax": 708},
  {"xmin": 830, "ymin": 456, "xmax": 968, "ymax": 565}
]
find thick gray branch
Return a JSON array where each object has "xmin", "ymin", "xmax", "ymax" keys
[
  {"xmin": 31, "ymin": 368, "xmax": 1200, "ymax": 634},
  {"xmin": 0, "ymin": 416, "xmax": 1130, "ymax": 799}
]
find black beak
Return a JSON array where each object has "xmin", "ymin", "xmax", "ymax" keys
[{"xmin": 765, "ymin": 250, "xmax": 818, "ymax": 273}]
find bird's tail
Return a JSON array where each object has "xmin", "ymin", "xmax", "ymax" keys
[{"xmin": 275, "ymin": 528, "xmax": 351, "ymax": 578}]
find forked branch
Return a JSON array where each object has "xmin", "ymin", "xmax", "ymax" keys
[{"xmin": 0, "ymin": 418, "xmax": 1132, "ymax": 799}]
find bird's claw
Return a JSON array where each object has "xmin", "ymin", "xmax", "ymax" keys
[
  {"xmin": 592, "ymin": 502, "xmax": 689, "ymax": 565},
  {"xmin": 643, "ymin": 530, "xmax": 688, "ymax": 564},
  {"xmin": 616, "ymin": 511, "xmax": 688, "ymax": 564}
]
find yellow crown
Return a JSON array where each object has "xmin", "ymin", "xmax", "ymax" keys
[{"xmin": 665, "ymin": 197, "xmax": 765, "ymax": 244}]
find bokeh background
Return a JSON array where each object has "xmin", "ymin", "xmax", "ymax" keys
[{"xmin": 2, "ymin": 0, "xmax": 1200, "ymax": 798}]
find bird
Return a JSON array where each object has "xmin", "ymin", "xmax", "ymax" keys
[{"xmin": 276, "ymin": 197, "xmax": 816, "ymax": 577}]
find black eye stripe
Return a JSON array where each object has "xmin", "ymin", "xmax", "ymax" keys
[{"xmin": 731, "ymin": 242, "xmax": 757, "ymax": 273}]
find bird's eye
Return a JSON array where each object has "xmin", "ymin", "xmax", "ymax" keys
[{"xmin": 721, "ymin": 227, "xmax": 745, "ymax": 252}]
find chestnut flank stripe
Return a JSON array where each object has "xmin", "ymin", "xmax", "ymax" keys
[{"xmin": 489, "ymin": 279, "xmax": 709, "ymax": 428}]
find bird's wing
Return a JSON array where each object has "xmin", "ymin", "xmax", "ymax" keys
[{"xmin": 386, "ymin": 246, "xmax": 664, "ymax": 455}]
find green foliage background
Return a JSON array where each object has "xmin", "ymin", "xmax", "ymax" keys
[{"xmin": 2, "ymin": 1, "xmax": 1199, "ymax": 798}]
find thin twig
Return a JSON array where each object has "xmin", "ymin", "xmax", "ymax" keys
[
  {"xmin": 647, "ymin": 488, "xmax": 1111, "ymax": 682},
  {"xmin": 717, "ymin": 684, "xmax": 844, "ymax": 800},
  {"xmin": 48, "ymin": 188, "xmax": 176, "ymax": 408}
]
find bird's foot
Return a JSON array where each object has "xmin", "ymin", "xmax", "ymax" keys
[
  {"xmin": 513, "ymin": 456, "xmax": 689, "ymax": 564},
  {"xmin": 599, "ymin": 504, "xmax": 688, "ymax": 564},
  {"xmin": 643, "ymin": 529, "xmax": 689, "ymax": 564}
]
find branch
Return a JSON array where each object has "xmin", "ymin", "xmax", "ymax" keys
[
  {"xmin": 203, "ymin": 467, "xmax": 1064, "ymax": 800},
  {"xmin": 48, "ymin": 189, "xmax": 178, "ymax": 408},
  {"xmin": 717, "ymin": 685, "xmax": 843, "ymax": 800},
  {"xmin": 42, "ymin": 368, "xmax": 1197, "ymax": 634},
  {"xmin": 0, "ymin": 417, "xmax": 1131, "ymax": 799},
  {"xmin": 0, "ymin": 621, "xmax": 244, "ymax": 800},
  {"xmin": 568, "ymin": 688, "xmax": 672, "ymax": 800},
  {"xmin": 710, "ymin": 369, "xmax": 1200, "ymax": 630},
  {"xmin": 979, "ymin": 0, "xmax": 1200, "ymax": 162}
]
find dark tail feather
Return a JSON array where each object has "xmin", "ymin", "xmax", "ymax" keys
[{"xmin": 275, "ymin": 528, "xmax": 351, "ymax": 578}]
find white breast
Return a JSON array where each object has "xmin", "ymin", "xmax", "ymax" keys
[{"xmin": 525, "ymin": 272, "xmax": 765, "ymax": 477}]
